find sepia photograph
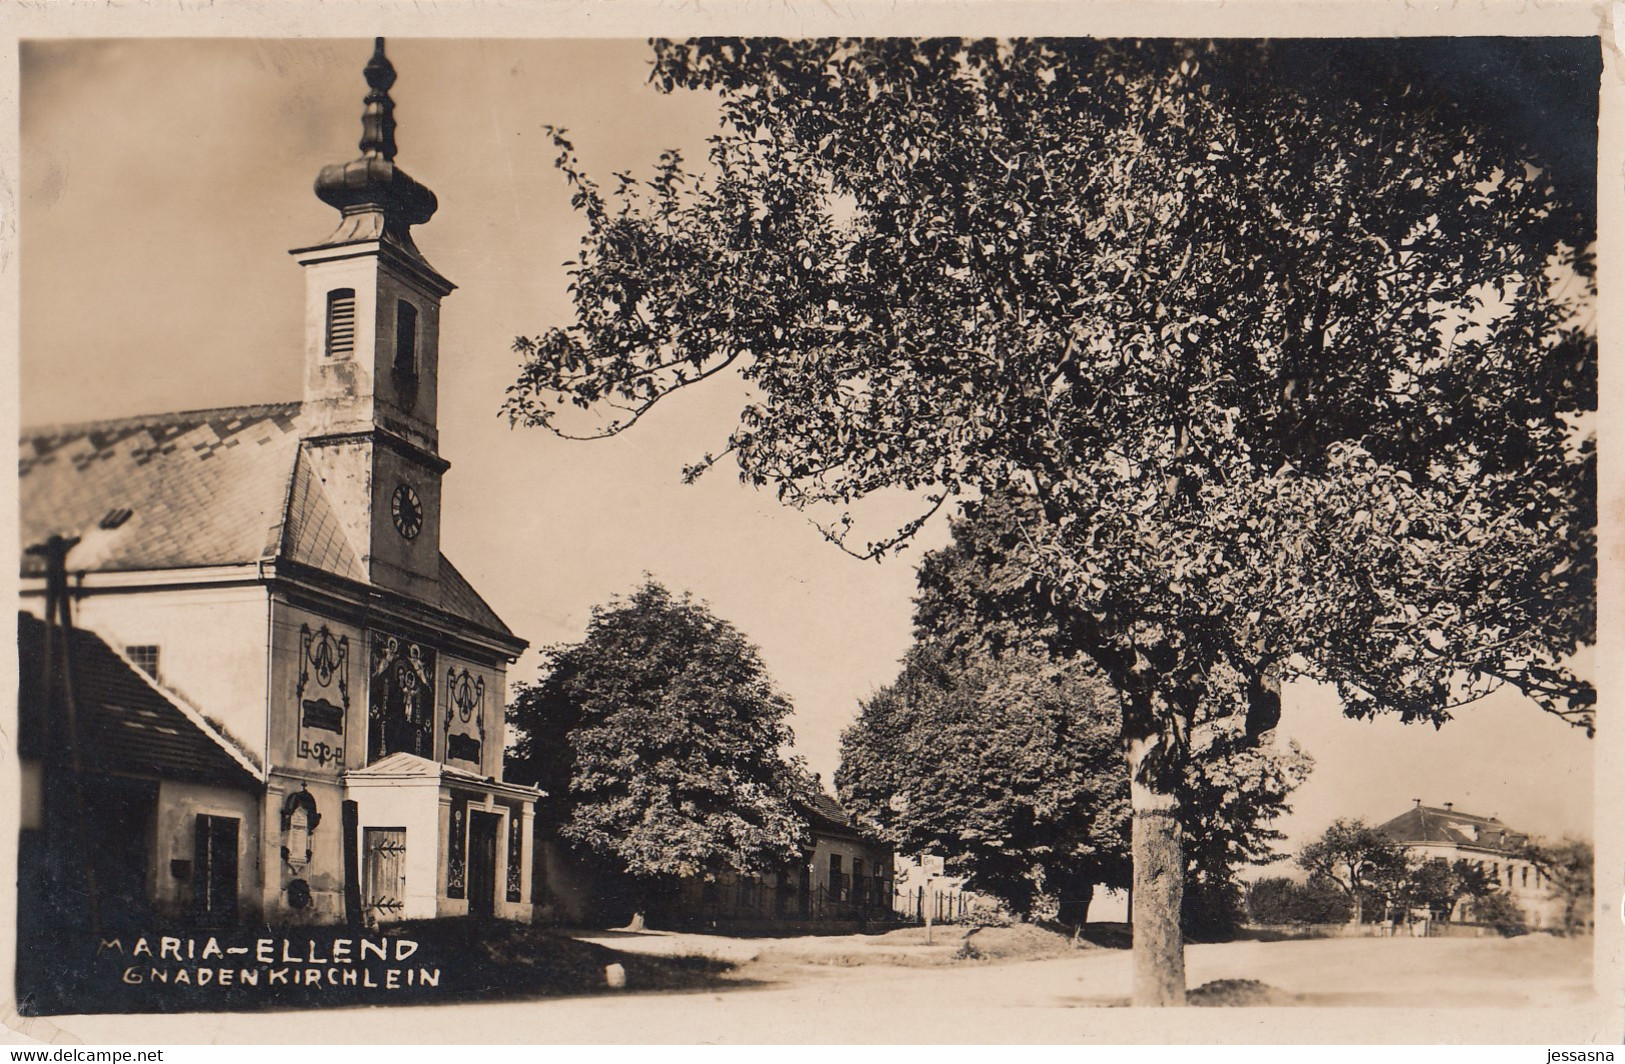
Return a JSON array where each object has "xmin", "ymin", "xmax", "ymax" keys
[{"xmin": 2, "ymin": 5, "xmax": 1615, "ymax": 1046}]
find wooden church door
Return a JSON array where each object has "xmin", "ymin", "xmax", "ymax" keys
[{"xmin": 362, "ymin": 827, "xmax": 408, "ymax": 922}]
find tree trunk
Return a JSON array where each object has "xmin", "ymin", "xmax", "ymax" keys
[
  {"xmin": 1056, "ymin": 881, "xmax": 1093, "ymax": 929},
  {"xmin": 1126, "ymin": 731, "xmax": 1186, "ymax": 1007}
]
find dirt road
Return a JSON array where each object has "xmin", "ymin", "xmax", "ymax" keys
[{"xmin": 27, "ymin": 933, "xmax": 1602, "ymax": 1045}]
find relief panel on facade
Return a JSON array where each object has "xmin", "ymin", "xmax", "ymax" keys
[
  {"xmin": 368, "ymin": 633, "xmax": 436, "ymax": 763},
  {"xmin": 506, "ymin": 801, "xmax": 524, "ymax": 903},
  {"xmin": 444, "ymin": 666, "xmax": 485, "ymax": 767},
  {"xmin": 446, "ymin": 794, "xmax": 467, "ymax": 900},
  {"xmin": 296, "ymin": 624, "xmax": 349, "ymax": 768}
]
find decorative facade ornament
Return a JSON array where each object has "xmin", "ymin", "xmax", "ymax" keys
[
  {"xmin": 444, "ymin": 666, "xmax": 485, "ymax": 765},
  {"xmin": 280, "ymin": 788, "xmax": 322, "ymax": 869},
  {"xmin": 447, "ymin": 795, "xmax": 467, "ymax": 899},
  {"xmin": 368, "ymin": 632, "xmax": 436, "ymax": 763},
  {"xmin": 506, "ymin": 803, "xmax": 524, "ymax": 903},
  {"xmin": 297, "ymin": 624, "xmax": 349, "ymax": 767}
]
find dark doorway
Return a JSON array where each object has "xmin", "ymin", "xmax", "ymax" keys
[
  {"xmin": 193, "ymin": 814, "xmax": 240, "ymax": 927},
  {"xmin": 467, "ymin": 811, "xmax": 500, "ymax": 917},
  {"xmin": 35, "ymin": 773, "xmax": 158, "ymax": 932}
]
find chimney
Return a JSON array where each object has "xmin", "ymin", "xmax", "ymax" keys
[
  {"xmin": 1443, "ymin": 802, "xmax": 1453, "ymax": 812},
  {"xmin": 1413, "ymin": 798, "xmax": 1422, "ymax": 808}
]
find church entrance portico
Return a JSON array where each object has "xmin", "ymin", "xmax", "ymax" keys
[{"xmin": 344, "ymin": 753, "xmax": 538, "ymax": 924}]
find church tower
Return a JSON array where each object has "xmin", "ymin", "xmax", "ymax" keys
[{"xmin": 291, "ymin": 39, "xmax": 454, "ymax": 601}]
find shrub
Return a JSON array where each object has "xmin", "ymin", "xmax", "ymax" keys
[
  {"xmin": 1472, "ymin": 891, "xmax": 1528, "ymax": 937},
  {"xmin": 1183, "ymin": 879, "xmax": 1246, "ymax": 940},
  {"xmin": 1246, "ymin": 876, "xmax": 1354, "ymax": 925},
  {"xmin": 962, "ymin": 897, "xmax": 1015, "ymax": 929}
]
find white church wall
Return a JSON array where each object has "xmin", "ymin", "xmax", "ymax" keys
[{"xmin": 45, "ymin": 583, "xmax": 272, "ymax": 765}]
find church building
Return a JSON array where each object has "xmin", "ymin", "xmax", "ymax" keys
[{"xmin": 17, "ymin": 40, "xmax": 539, "ymax": 931}]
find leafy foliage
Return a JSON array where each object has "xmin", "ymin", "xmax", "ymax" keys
[
  {"xmin": 506, "ymin": 580, "xmax": 812, "ymax": 893},
  {"xmin": 510, "ymin": 38, "xmax": 1595, "ymax": 747},
  {"xmin": 1399, "ymin": 857, "xmax": 1496, "ymax": 919},
  {"xmin": 1297, "ymin": 818, "xmax": 1411, "ymax": 924},
  {"xmin": 510, "ymin": 36, "xmax": 1596, "ymax": 998},
  {"xmin": 1245, "ymin": 876, "xmax": 1354, "ymax": 925},
  {"xmin": 837, "ymin": 646, "xmax": 1130, "ymax": 921},
  {"xmin": 1520, "ymin": 837, "xmax": 1595, "ymax": 934},
  {"xmin": 839, "ymin": 501, "xmax": 1311, "ymax": 931},
  {"xmin": 1471, "ymin": 891, "xmax": 1529, "ymax": 937}
]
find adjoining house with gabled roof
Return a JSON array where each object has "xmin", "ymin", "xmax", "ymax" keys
[
  {"xmin": 1377, "ymin": 800, "xmax": 1565, "ymax": 930},
  {"xmin": 18, "ymin": 611, "xmax": 263, "ymax": 931},
  {"xmin": 17, "ymin": 39, "xmax": 538, "ymax": 933}
]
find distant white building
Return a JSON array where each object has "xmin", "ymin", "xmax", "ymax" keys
[{"xmin": 1377, "ymin": 801, "xmax": 1565, "ymax": 930}]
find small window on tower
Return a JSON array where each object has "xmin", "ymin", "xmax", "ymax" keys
[
  {"xmin": 325, "ymin": 289, "xmax": 356, "ymax": 358},
  {"xmin": 394, "ymin": 300, "xmax": 418, "ymax": 376},
  {"xmin": 127, "ymin": 645, "xmax": 160, "ymax": 681}
]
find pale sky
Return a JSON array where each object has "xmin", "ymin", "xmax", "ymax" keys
[{"xmin": 18, "ymin": 37, "xmax": 1596, "ymax": 856}]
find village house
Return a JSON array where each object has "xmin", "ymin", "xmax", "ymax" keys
[
  {"xmin": 1377, "ymin": 800, "xmax": 1566, "ymax": 930},
  {"xmin": 669, "ymin": 791, "xmax": 896, "ymax": 929},
  {"xmin": 17, "ymin": 40, "xmax": 539, "ymax": 933},
  {"xmin": 533, "ymin": 788, "xmax": 895, "ymax": 931}
]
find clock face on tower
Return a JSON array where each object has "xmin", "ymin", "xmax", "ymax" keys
[{"xmin": 390, "ymin": 483, "xmax": 423, "ymax": 540}]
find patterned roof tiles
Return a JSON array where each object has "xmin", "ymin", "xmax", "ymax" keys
[
  {"xmin": 279, "ymin": 449, "xmax": 367, "ymax": 582},
  {"xmin": 20, "ymin": 403, "xmax": 516, "ymax": 641},
  {"xmin": 20, "ymin": 403, "xmax": 303, "ymax": 576}
]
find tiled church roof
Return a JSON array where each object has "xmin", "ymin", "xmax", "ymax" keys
[
  {"xmin": 17, "ymin": 611, "xmax": 261, "ymax": 786},
  {"xmin": 20, "ymin": 403, "xmax": 303, "ymax": 575},
  {"xmin": 1378, "ymin": 804, "xmax": 1529, "ymax": 854},
  {"xmin": 19, "ymin": 403, "xmax": 515, "ymax": 640}
]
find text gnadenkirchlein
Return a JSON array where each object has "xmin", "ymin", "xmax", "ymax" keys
[{"xmin": 94, "ymin": 934, "xmax": 440, "ymax": 990}]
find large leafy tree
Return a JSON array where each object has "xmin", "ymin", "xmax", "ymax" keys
[
  {"xmin": 838, "ymin": 500, "xmax": 1310, "ymax": 932},
  {"xmin": 1297, "ymin": 819, "xmax": 1411, "ymax": 926},
  {"xmin": 1400, "ymin": 857, "xmax": 1496, "ymax": 921},
  {"xmin": 838, "ymin": 646, "xmax": 1131, "ymax": 925},
  {"xmin": 506, "ymin": 579, "xmax": 812, "ymax": 920},
  {"xmin": 508, "ymin": 38, "xmax": 1597, "ymax": 1003}
]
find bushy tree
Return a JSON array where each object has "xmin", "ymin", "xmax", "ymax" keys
[
  {"xmin": 507, "ymin": 579, "xmax": 812, "ymax": 919},
  {"xmin": 509, "ymin": 37, "xmax": 1597, "ymax": 1003},
  {"xmin": 1297, "ymin": 819, "xmax": 1411, "ymax": 925},
  {"xmin": 838, "ymin": 646, "xmax": 1131, "ymax": 925},
  {"xmin": 1400, "ymin": 857, "xmax": 1495, "ymax": 921},
  {"xmin": 1472, "ymin": 891, "xmax": 1529, "ymax": 937},
  {"xmin": 1245, "ymin": 876, "xmax": 1354, "ymax": 926},
  {"xmin": 1521, "ymin": 838, "xmax": 1595, "ymax": 935},
  {"xmin": 839, "ymin": 502, "xmax": 1310, "ymax": 933}
]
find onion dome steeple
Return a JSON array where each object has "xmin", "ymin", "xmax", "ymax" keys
[{"xmin": 313, "ymin": 38, "xmax": 438, "ymax": 253}]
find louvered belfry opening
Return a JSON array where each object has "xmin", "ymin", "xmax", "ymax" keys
[{"xmin": 325, "ymin": 288, "xmax": 356, "ymax": 358}]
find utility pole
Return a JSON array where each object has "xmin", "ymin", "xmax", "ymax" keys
[{"xmin": 26, "ymin": 534, "xmax": 100, "ymax": 936}]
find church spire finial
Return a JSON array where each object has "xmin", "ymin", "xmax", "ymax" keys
[
  {"xmin": 310, "ymin": 37, "xmax": 438, "ymax": 245},
  {"xmin": 359, "ymin": 37, "xmax": 398, "ymax": 161}
]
